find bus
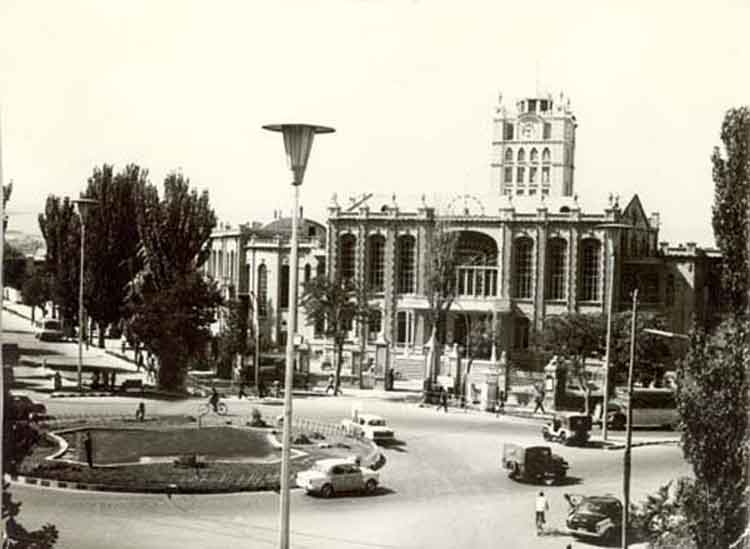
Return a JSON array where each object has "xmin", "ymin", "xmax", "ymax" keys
[{"xmin": 595, "ymin": 388, "xmax": 680, "ymax": 430}]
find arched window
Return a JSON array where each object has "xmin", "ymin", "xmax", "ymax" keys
[
  {"xmin": 517, "ymin": 148, "xmax": 526, "ymax": 164},
  {"xmin": 257, "ymin": 264, "xmax": 267, "ymax": 316},
  {"xmin": 513, "ymin": 238, "xmax": 534, "ymax": 299},
  {"xmin": 340, "ymin": 234, "xmax": 356, "ymax": 280},
  {"xmin": 546, "ymin": 238, "xmax": 567, "ymax": 300},
  {"xmin": 368, "ymin": 235, "xmax": 386, "ymax": 292},
  {"xmin": 218, "ymin": 251, "xmax": 224, "ymax": 277},
  {"xmin": 580, "ymin": 239, "xmax": 601, "ymax": 301},
  {"xmin": 542, "ymin": 148, "xmax": 551, "ymax": 164},
  {"xmin": 280, "ymin": 264, "xmax": 290, "ymax": 308},
  {"xmin": 397, "ymin": 235, "xmax": 416, "ymax": 293},
  {"xmin": 530, "ymin": 148, "xmax": 539, "ymax": 164},
  {"xmin": 304, "ymin": 263, "xmax": 312, "ymax": 283},
  {"xmin": 504, "ymin": 148, "xmax": 514, "ymax": 164}
]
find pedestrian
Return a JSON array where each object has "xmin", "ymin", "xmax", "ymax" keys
[
  {"xmin": 53, "ymin": 371, "xmax": 62, "ymax": 391},
  {"xmin": 495, "ymin": 389, "xmax": 506, "ymax": 417},
  {"xmin": 535, "ymin": 491, "xmax": 549, "ymax": 535},
  {"xmin": 438, "ymin": 386, "xmax": 448, "ymax": 412},
  {"xmin": 110, "ymin": 372, "xmax": 116, "ymax": 392},
  {"xmin": 84, "ymin": 432, "xmax": 94, "ymax": 468},
  {"xmin": 533, "ymin": 386, "xmax": 546, "ymax": 414},
  {"xmin": 238, "ymin": 382, "xmax": 247, "ymax": 399},
  {"xmin": 137, "ymin": 353, "xmax": 144, "ymax": 373},
  {"xmin": 135, "ymin": 402, "xmax": 146, "ymax": 422},
  {"xmin": 258, "ymin": 377, "xmax": 266, "ymax": 399},
  {"xmin": 326, "ymin": 373, "xmax": 335, "ymax": 395}
]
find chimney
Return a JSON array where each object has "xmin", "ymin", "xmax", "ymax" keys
[
  {"xmin": 650, "ymin": 212, "xmax": 660, "ymax": 229},
  {"xmin": 686, "ymin": 242, "xmax": 697, "ymax": 255},
  {"xmin": 659, "ymin": 241, "xmax": 669, "ymax": 254}
]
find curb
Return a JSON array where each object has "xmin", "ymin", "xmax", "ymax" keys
[
  {"xmin": 5, "ymin": 473, "xmax": 129, "ymax": 493},
  {"xmin": 601, "ymin": 439, "xmax": 680, "ymax": 450}
]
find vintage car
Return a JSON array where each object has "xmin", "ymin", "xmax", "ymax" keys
[
  {"xmin": 295, "ymin": 458, "xmax": 379, "ymax": 497},
  {"xmin": 565, "ymin": 493, "xmax": 623, "ymax": 543},
  {"xmin": 341, "ymin": 413, "xmax": 395, "ymax": 443},
  {"xmin": 501, "ymin": 443, "xmax": 569, "ymax": 485},
  {"xmin": 35, "ymin": 319, "xmax": 64, "ymax": 342},
  {"xmin": 542, "ymin": 413, "xmax": 592, "ymax": 446},
  {"xmin": 9, "ymin": 395, "xmax": 47, "ymax": 421}
]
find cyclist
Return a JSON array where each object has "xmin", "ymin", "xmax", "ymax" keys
[{"xmin": 209, "ymin": 386, "xmax": 220, "ymax": 413}]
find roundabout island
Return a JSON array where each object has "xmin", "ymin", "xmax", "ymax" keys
[{"xmin": 12, "ymin": 412, "xmax": 380, "ymax": 494}]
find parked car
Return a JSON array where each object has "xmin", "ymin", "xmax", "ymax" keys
[
  {"xmin": 341, "ymin": 413, "xmax": 395, "ymax": 443},
  {"xmin": 594, "ymin": 389, "xmax": 680, "ymax": 430},
  {"xmin": 565, "ymin": 493, "xmax": 623, "ymax": 543},
  {"xmin": 296, "ymin": 458, "xmax": 379, "ymax": 497},
  {"xmin": 542, "ymin": 413, "xmax": 592, "ymax": 446},
  {"xmin": 501, "ymin": 443, "xmax": 568, "ymax": 485},
  {"xmin": 35, "ymin": 319, "xmax": 64, "ymax": 342},
  {"xmin": 9, "ymin": 395, "xmax": 46, "ymax": 421}
]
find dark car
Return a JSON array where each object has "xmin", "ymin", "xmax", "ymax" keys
[
  {"xmin": 9, "ymin": 395, "xmax": 47, "ymax": 421},
  {"xmin": 565, "ymin": 494, "xmax": 622, "ymax": 543},
  {"xmin": 502, "ymin": 443, "xmax": 569, "ymax": 485}
]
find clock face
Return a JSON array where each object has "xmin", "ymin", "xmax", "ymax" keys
[{"xmin": 522, "ymin": 122, "xmax": 534, "ymax": 139}]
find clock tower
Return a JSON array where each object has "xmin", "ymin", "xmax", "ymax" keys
[{"xmin": 490, "ymin": 92, "xmax": 577, "ymax": 198}]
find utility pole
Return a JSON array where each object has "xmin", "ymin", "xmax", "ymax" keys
[{"xmin": 622, "ymin": 288, "xmax": 638, "ymax": 549}]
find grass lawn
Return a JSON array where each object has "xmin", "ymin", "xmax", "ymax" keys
[{"xmin": 61, "ymin": 427, "xmax": 279, "ymax": 465}]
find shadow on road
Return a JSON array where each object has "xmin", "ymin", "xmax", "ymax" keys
[
  {"xmin": 18, "ymin": 348, "xmax": 65, "ymax": 357},
  {"xmin": 379, "ymin": 439, "xmax": 408, "ymax": 453}
]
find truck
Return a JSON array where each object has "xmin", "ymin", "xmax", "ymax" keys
[{"xmin": 501, "ymin": 443, "xmax": 569, "ymax": 485}]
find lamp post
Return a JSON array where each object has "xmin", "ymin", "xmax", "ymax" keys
[
  {"xmin": 622, "ymin": 288, "xmax": 638, "ymax": 549},
  {"xmin": 249, "ymin": 291, "xmax": 261, "ymax": 390},
  {"xmin": 596, "ymin": 222, "xmax": 631, "ymax": 441},
  {"xmin": 262, "ymin": 123, "xmax": 334, "ymax": 549},
  {"xmin": 73, "ymin": 197, "xmax": 98, "ymax": 392}
]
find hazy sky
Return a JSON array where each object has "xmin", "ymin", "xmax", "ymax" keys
[{"xmin": 1, "ymin": 1, "xmax": 748, "ymax": 247}]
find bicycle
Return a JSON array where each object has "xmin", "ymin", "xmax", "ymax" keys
[{"xmin": 197, "ymin": 401, "xmax": 228, "ymax": 416}]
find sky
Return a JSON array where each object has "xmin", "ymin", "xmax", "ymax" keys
[{"xmin": 0, "ymin": 0, "xmax": 748, "ymax": 247}]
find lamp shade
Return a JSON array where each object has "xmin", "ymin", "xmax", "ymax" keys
[{"xmin": 262, "ymin": 124, "xmax": 335, "ymax": 185}]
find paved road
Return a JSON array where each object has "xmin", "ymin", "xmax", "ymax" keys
[{"xmin": 6, "ymin": 311, "xmax": 691, "ymax": 548}]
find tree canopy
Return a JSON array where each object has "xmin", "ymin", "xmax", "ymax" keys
[
  {"xmin": 711, "ymin": 106, "xmax": 750, "ymax": 315},
  {"xmin": 676, "ymin": 318, "xmax": 749, "ymax": 549},
  {"xmin": 126, "ymin": 172, "xmax": 219, "ymax": 390},
  {"xmin": 38, "ymin": 196, "xmax": 80, "ymax": 326},
  {"xmin": 82, "ymin": 164, "xmax": 145, "ymax": 347}
]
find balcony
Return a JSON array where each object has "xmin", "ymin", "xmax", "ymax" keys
[{"xmin": 456, "ymin": 266, "xmax": 498, "ymax": 298}]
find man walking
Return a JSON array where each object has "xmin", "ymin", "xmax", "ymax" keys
[
  {"xmin": 84, "ymin": 432, "xmax": 94, "ymax": 468},
  {"xmin": 535, "ymin": 491, "xmax": 549, "ymax": 535},
  {"xmin": 533, "ymin": 385, "xmax": 546, "ymax": 414},
  {"xmin": 437, "ymin": 386, "xmax": 448, "ymax": 413}
]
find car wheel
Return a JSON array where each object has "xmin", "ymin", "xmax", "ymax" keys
[
  {"xmin": 217, "ymin": 403, "xmax": 228, "ymax": 416},
  {"xmin": 509, "ymin": 463, "xmax": 520, "ymax": 480},
  {"xmin": 365, "ymin": 479, "xmax": 378, "ymax": 494},
  {"xmin": 320, "ymin": 484, "xmax": 334, "ymax": 498},
  {"xmin": 558, "ymin": 431, "xmax": 567, "ymax": 444}
]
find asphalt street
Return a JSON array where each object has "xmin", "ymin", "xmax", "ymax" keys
[{"xmin": 6, "ymin": 310, "xmax": 691, "ymax": 549}]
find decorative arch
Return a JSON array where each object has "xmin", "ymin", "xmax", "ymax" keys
[
  {"xmin": 542, "ymin": 148, "xmax": 551, "ymax": 164},
  {"xmin": 504, "ymin": 148, "xmax": 514, "ymax": 163},
  {"xmin": 530, "ymin": 148, "xmax": 539, "ymax": 164},
  {"xmin": 517, "ymin": 148, "xmax": 526, "ymax": 164}
]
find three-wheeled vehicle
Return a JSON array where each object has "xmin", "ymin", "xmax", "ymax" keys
[
  {"xmin": 501, "ymin": 443, "xmax": 569, "ymax": 485},
  {"xmin": 542, "ymin": 413, "xmax": 592, "ymax": 446}
]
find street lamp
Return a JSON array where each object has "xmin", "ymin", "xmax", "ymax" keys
[
  {"xmin": 73, "ymin": 197, "xmax": 98, "ymax": 392},
  {"xmin": 596, "ymin": 222, "xmax": 631, "ymax": 441},
  {"xmin": 262, "ymin": 123, "xmax": 334, "ymax": 549},
  {"xmin": 249, "ymin": 291, "xmax": 261, "ymax": 390}
]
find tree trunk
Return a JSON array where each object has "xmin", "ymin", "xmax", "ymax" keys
[
  {"xmin": 359, "ymin": 321, "xmax": 367, "ymax": 389},
  {"xmin": 30, "ymin": 306, "xmax": 35, "ymax": 325},
  {"xmin": 334, "ymin": 342, "xmax": 344, "ymax": 395}
]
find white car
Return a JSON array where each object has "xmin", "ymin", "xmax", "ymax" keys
[
  {"xmin": 296, "ymin": 458, "xmax": 379, "ymax": 497},
  {"xmin": 341, "ymin": 414, "xmax": 395, "ymax": 443}
]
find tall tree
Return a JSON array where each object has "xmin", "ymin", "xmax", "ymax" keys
[
  {"xmin": 423, "ymin": 219, "xmax": 459, "ymax": 383},
  {"xmin": 711, "ymin": 106, "xmax": 750, "ymax": 315},
  {"xmin": 3, "ymin": 242, "xmax": 27, "ymax": 290},
  {"xmin": 215, "ymin": 299, "xmax": 251, "ymax": 379},
  {"xmin": 126, "ymin": 172, "xmax": 220, "ymax": 390},
  {"xmin": 676, "ymin": 318, "xmax": 749, "ymax": 549},
  {"xmin": 608, "ymin": 311, "xmax": 674, "ymax": 388},
  {"xmin": 300, "ymin": 275, "xmax": 365, "ymax": 395},
  {"xmin": 82, "ymin": 164, "xmax": 145, "ymax": 347},
  {"xmin": 21, "ymin": 267, "xmax": 51, "ymax": 324},
  {"xmin": 38, "ymin": 196, "xmax": 80, "ymax": 329}
]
